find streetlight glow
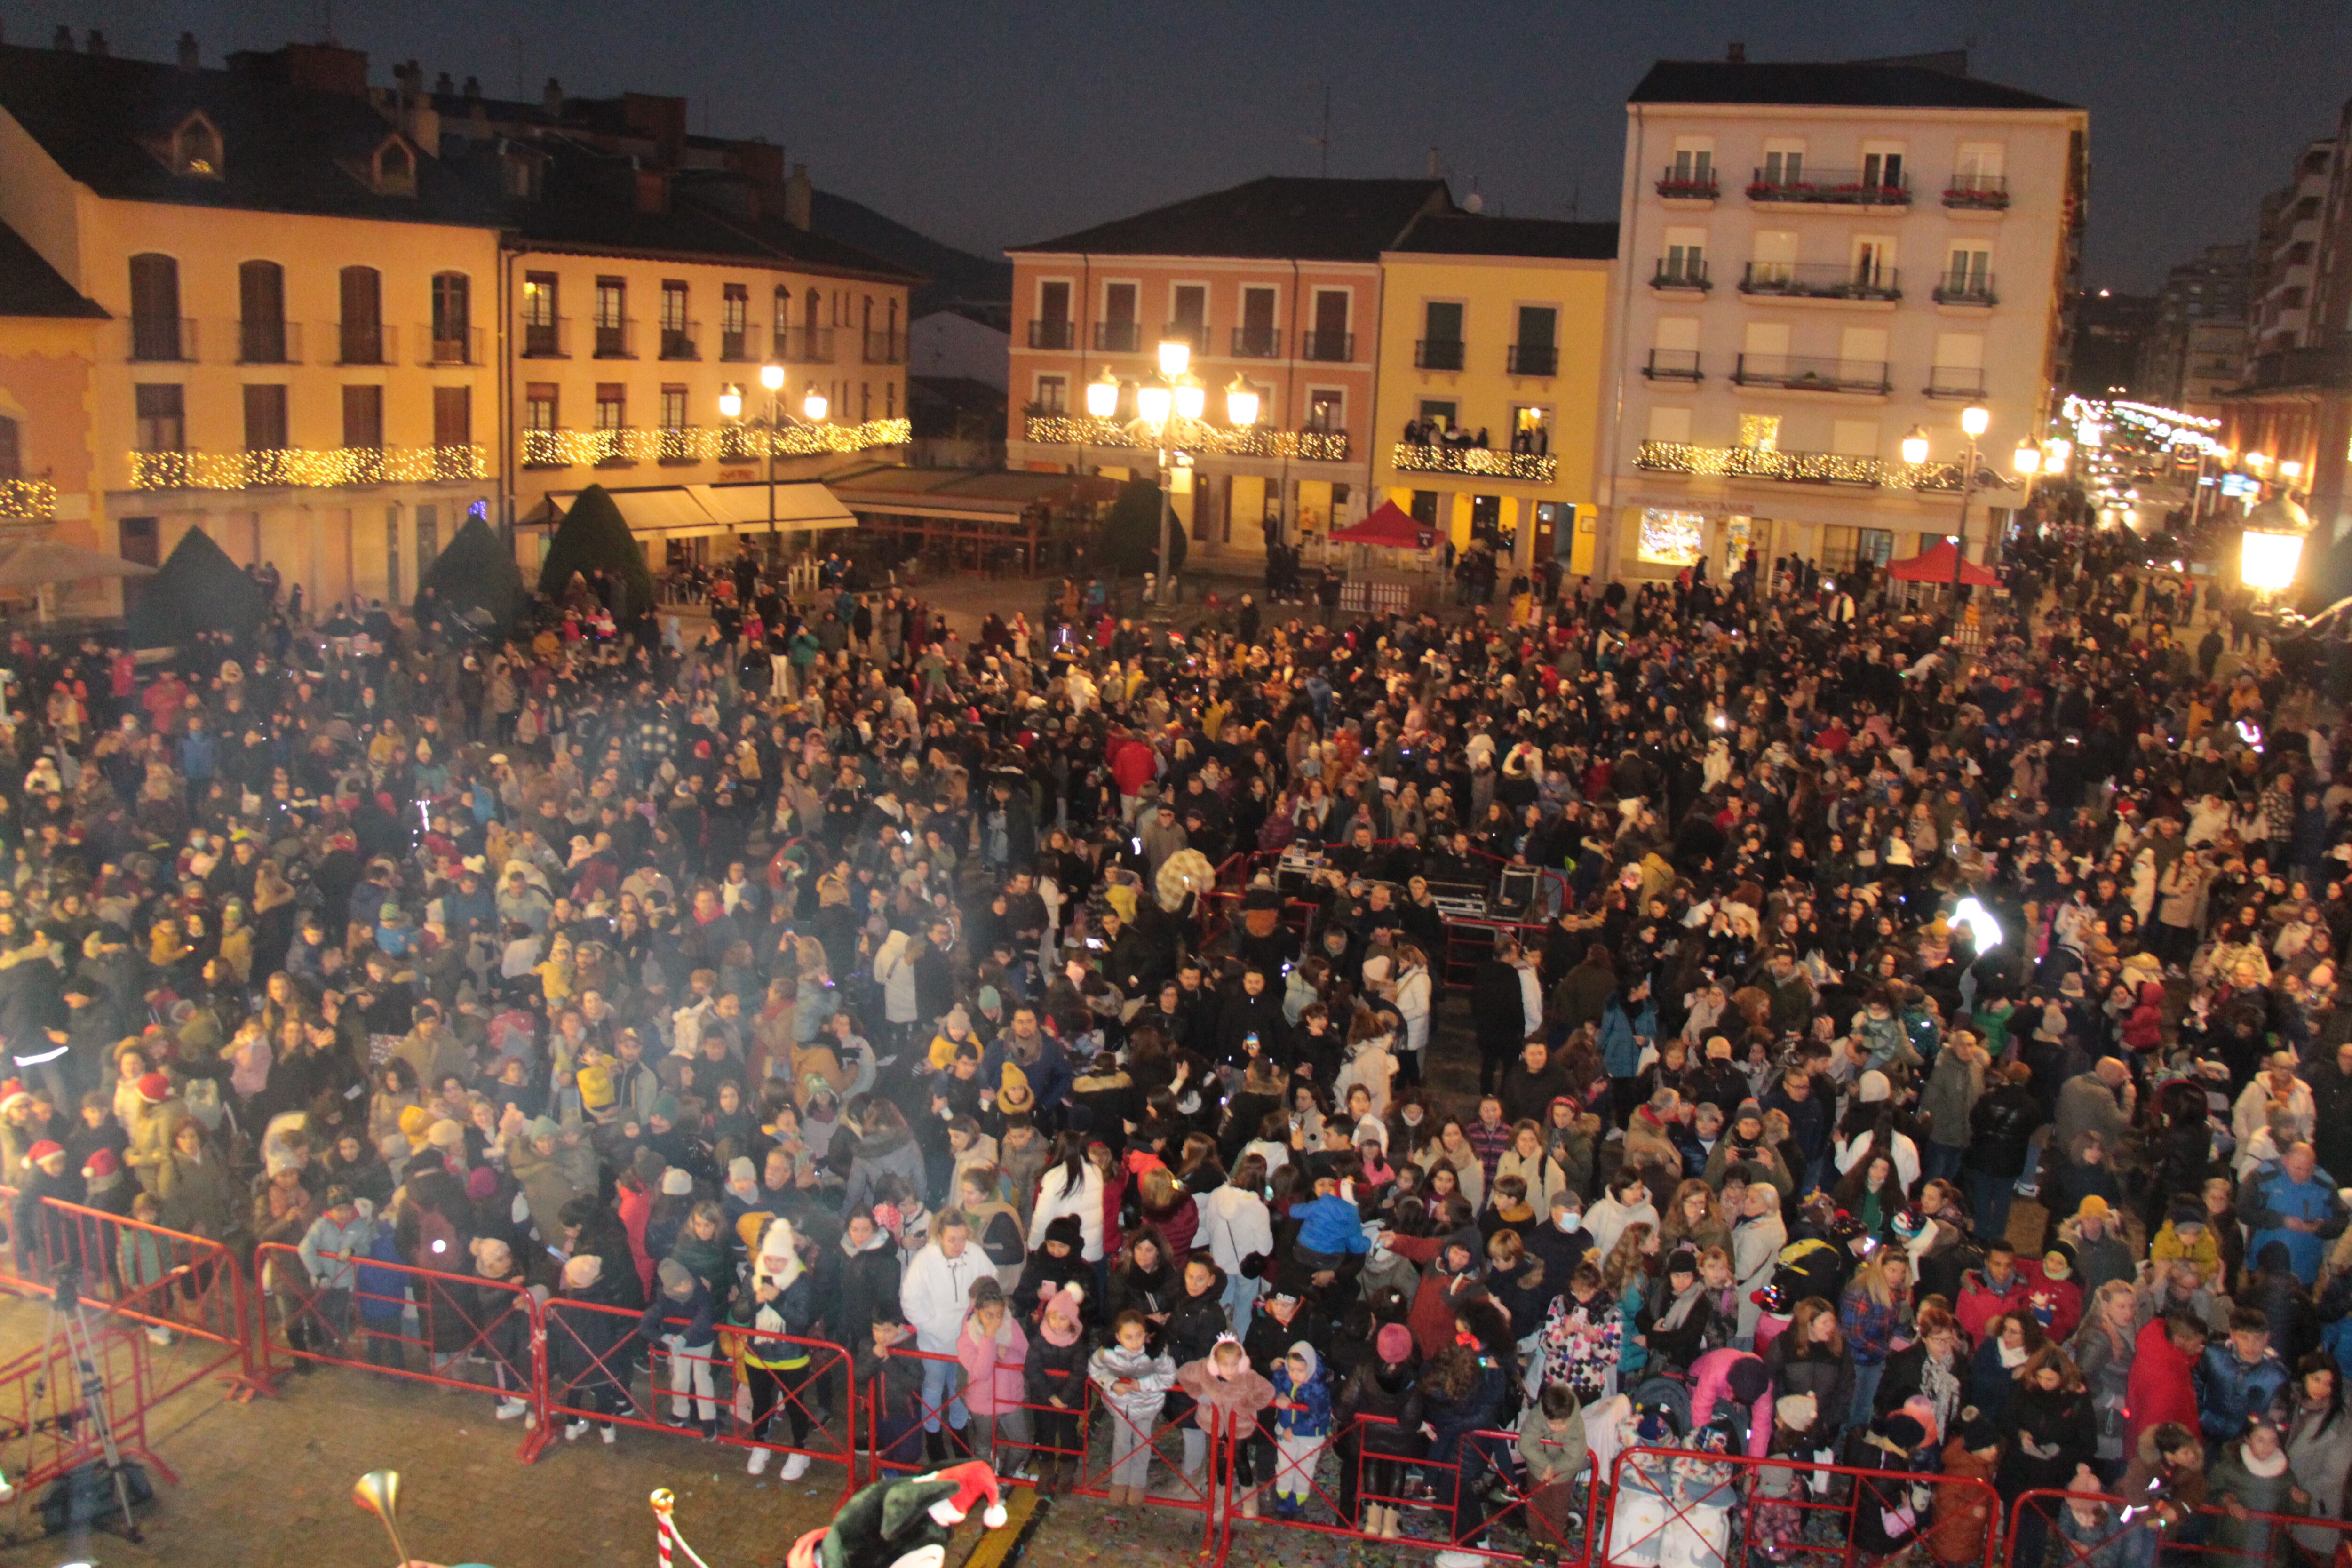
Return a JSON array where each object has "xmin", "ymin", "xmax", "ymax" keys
[
  {"xmin": 1157, "ymin": 339, "xmax": 1191, "ymax": 378},
  {"xmin": 759, "ymin": 363, "xmax": 785, "ymax": 392},
  {"xmin": 2012, "ymin": 441, "xmax": 2042, "ymax": 477},
  {"xmin": 1085, "ymin": 367, "xmax": 1120, "ymax": 419},
  {"xmin": 1900, "ymin": 426, "xmax": 1930, "ymax": 466},
  {"xmin": 1225, "ymin": 374, "xmax": 1259, "ymax": 427},
  {"xmin": 1953, "ymin": 897, "xmax": 2002, "ymax": 951},
  {"xmin": 1960, "ymin": 405, "xmax": 1991, "ymax": 439},
  {"xmin": 2242, "ymin": 529, "xmax": 2304, "ymax": 592},
  {"xmin": 1173, "ymin": 377, "xmax": 1205, "ymax": 422},
  {"xmin": 802, "ymin": 385, "xmax": 828, "ymax": 422},
  {"xmin": 1136, "ymin": 383, "xmax": 1172, "ymax": 429},
  {"xmin": 716, "ymin": 386, "xmax": 743, "ymax": 420}
]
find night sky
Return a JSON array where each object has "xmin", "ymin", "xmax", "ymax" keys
[{"xmin": 28, "ymin": 0, "xmax": 2352, "ymax": 293}]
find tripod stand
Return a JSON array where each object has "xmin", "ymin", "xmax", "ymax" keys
[{"xmin": 25, "ymin": 1266, "xmax": 144, "ymax": 1544}]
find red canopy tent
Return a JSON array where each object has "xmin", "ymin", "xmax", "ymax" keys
[
  {"xmin": 1330, "ymin": 500, "xmax": 1436, "ymax": 549},
  {"xmin": 1883, "ymin": 537, "xmax": 1997, "ymax": 586}
]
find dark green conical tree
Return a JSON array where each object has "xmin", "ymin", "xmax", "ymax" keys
[
  {"xmin": 416, "ymin": 514, "xmax": 529, "ymax": 633},
  {"xmin": 127, "ymin": 525, "xmax": 267, "ymax": 649},
  {"xmin": 1096, "ymin": 476, "xmax": 1187, "ymax": 579},
  {"xmin": 536, "ymin": 485, "xmax": 653, "ymax": 619}
]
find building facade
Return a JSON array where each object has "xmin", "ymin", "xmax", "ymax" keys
[
  {"xmin": 1597, "ymin": 54, "xmax": 2086, "ymax": 582},
  {"xmin": 1370, "ymin": 215, "xmax": 1616, "ymax": 573},
  {"xmin": 2138, "ymin": 243, "xmax": 2250, "ymax": 415},
  {"xmin": 1005, "ymin": 178, "xmax": 1454, "ymax": 561},
  {"xmin": 0, "ymin": 221, "xmax": 106, "ymax": 599}
]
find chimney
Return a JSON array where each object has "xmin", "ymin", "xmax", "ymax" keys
[
  {"xmin": 541, "ymin": 76, "xmax": 563, "ymax": 115},
  {"xmin": 635, "ymin": 166, "xmax": 671, "ymax": 214},
  {"xmin": 435, "ymin": 71, "xmax": 453, "ymax": 95},
  {"xmin": 783, "ymin": 162, "xmax": 811, "ymax": 230},
  {"xmin": 1426, "ymin": 147, "xmax": 1440, "ymax": 177},
  {"xmin": 85, "ymin": 29, "xmax": 108, "ymax": 56},
  {"xmin": 176, "ymin": 30, "xmax": 199, "ymax": 69},
  {"xmin": 462, "ymin": 75, "xmax": 481, "ymax": 100},
  {"xmin": 1727, "ymin": 42, "xmax": 1747, "ymax": 62},
  {"xmin": 51, "ymin": 24, "xmax": 72, "ymax": 50}
]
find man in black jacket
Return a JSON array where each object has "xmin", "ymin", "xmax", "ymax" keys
[
  {"xmin": 1499, "ymin": 1037, "xmax": 1574, "ymax": 1127},
  {"xmin": 1472, "ymin": 939, "xmax": 1533, "ymax": 1096}
]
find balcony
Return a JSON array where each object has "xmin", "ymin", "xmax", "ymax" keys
[
  {"xmin": 593, "ymin": 318, "xmax": 636, "ymax": 359},
  {"xmin": 1027, "ymin": 320, "xmax": 1076, "ymax": 350},
  {"xmin": 521, "ymin": 316, "xmax": 568, "ymax": 358},
  {"xmin": 776, "ymin": 325, "xmax": 835, "ymax": 363},
  {"xmin": 1643, "ymin": 349, "xmax": 1703, "ymax": 382},
  {"xmin": 419, "ymin": 326, "xmax": 485, "ymax": 366},
  {"xmin": 1230, "ymin": 325, "xmax": 1283, "ymax": 359},
  {"xmin": 0, "ymin": 479, "xmax": 57, "ymax": 520},
  {"xmin": 334, "ymin": 321, "xmax": 393, "ymax": 366},
  {"xmin": 127, "ymin": 445, "xmax": 487, "ymax": 490},
  {"xmin": 1392, "ymin": 442, "xmax": 1557, "ymax": 483},
  {"xmin": 1747, "ymin": 167, "xmax": 1912, "ymax": 207},
  {"xmin": 659, "ymin": 321, "xmax": 700, "ymax": 361},
  {"xmin": 1508, "ymin": 343, "xmax": 1558, "ymax": 377},
  {"xmin": 1652, "ymin": 261, "xmax": 1711, "ymax": 293},
  {"xmin": 864, "ymin": 330, "xmax": 906, "ymax": 365},
  {"xmin": 1299, "ymin": 330, "xmax": 1354, "ymax": 363},
  {"xmin": 1415, "ymin": 338, "xmax": 1465, "ymax": 371},
  {"xmin": 236, "ymin": 317, "xmax": 300, "ymax": 365},
  {"xmin": 1654, "ymin": 167, "xmax": 1718, "ymax": 202},
  {"xmin": 718, "ymin": 327, "xmax": 751, "ymax": 362},
  {"xmin": 1739, "ymin": 262, "xmax": 1901, "ymax": 302},
  {"xmin": 1943, "ymin": 173, "xmax": 2010, "ymax": 211},
  {"xmin": 1094, "ymin": 321, "xmax": 1142, "ymax": 353},
  {"xmin": 2241, "ymin": 338, "xmax": 2352, "ymax": 390},
  {"xmin": 1732, "ymin": 354, "xmax": 1890, "ymax": 394},
  {"xmin": 520, "ymin": 420, "xmax": 911, "ymax": 468},
  {"xmin": 1024, "ymin": 414, "xmax": 1348, "ymax": 462},
  {"xmin": 1924, "ymin": 365, "xmax": 1988, "ymax": 399},
  {"xmin": 127, "ymin": 316, "xmax": 197, "ymax": 363},
  {"xmin": 1634, "ymin": 439, "xmax": 1959, "ymax": 492},
  {"xmin": 1932, "ymin": 272, "xmax": 1998, "ymax": 307}
]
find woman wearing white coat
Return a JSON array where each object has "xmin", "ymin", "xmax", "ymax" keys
[
  {"xmin": 1196, "ymin": 1151, "xmax": 1275, "ymax": 1328},
  {"xmin": 1392, "ymin": 946, "xmax": 1433, "ymax": 1086},
  {"xmin": 1026, "ymin": 1133, "xmax": 1105, "ymax": 1268},
  {"xmin": 1336, "ymin": 1017, "xmax": 1399, "ymax": 1122}
]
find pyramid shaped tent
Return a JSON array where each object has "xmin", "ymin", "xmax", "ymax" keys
[
  {"xmin": 1884, "ymin": 537, "xmax": 1998, "ymax": 586},
  {"xmin": 127, "ymin": 526, "xmax": 267, "ymax": 648},
  {"xmin": 1330, "ymin": 500, "xmax": 1436, "ymax": 549},
  {"xmin": 416, "ymin": 514, "xmax": 530, "ymax": 633}
]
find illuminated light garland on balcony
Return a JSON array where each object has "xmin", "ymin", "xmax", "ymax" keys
[
  {"xmin": 1025, "ymin": 415, "xmax": 1349, "ymax": 462},
  {"xmin": 521, "ymin": 421, "xmax": 910, "ymax": 468},
  {"xmin": 129, "ymin": 446, "xmax": 488, "ymax": 490},
  {"xmin": 0, "ymin": 480, "xmax": 58, "ymax": 519},
  {"xmin": 1634, "ymin": 440, "xmax": 1960, "ymax": 492},
  {"xmin": 1391, "ymin": 444, "xmax": 1558, "ymax": 483}
]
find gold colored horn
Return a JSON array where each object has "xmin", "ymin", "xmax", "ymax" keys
[{"xmin": 353, "ymin": 1470, "xmax": 411, "ymax": 1568}]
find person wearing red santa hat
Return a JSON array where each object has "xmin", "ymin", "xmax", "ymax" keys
[{"xmin": 11, "ymin": 1138, "xmax": 71, "ymax": 1277}]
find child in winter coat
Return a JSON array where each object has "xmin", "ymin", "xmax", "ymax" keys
[
  {"xmin": 1518, "ymin": 1382, "xmax": 1592, "ymax": 1555},
  {"xmin": 1090, "ymin": 1308, "xmax": 1178, "ymax": 1504},
  {"xmin": 856, "ymin": 1308, "xmax": 927, "ymax": 1469},
  {"xmin": 638, "ymin": 1256, "xmax": 718, "ymax": 1437},
  {"xmin": 1270, "ymin": 1341, "xmax": 1335, "ymax": 1520},
  {"xmin": 1176, "ymin": 1335, "xmax": 1278, "ymax": 1517},
  {"xmin": 957, "ymin": 1278, "xmax": 1032, "ymax": 1469},
  {"xmin": 1024, "ymin": 1281, "xmax": 1091, "ymax": 1494}
]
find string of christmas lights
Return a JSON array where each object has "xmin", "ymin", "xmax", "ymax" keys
[
  {"xmin": 128, "ymin": 445, "xmax": 489, "ymax": 490},
  {"xmin": 1391, "ymin": 444, "xmax": 1558, "ymax": 482},
  {"xmin": 1635, "ymin": 440, "xmax": 1962, "ymax": 492},
  {"xmin": 1024, "ymin": 415, "xmax": 1350, "ymax": 462},
  {"xmin": 0, "ymin": 480, "xmax": 57, "ymax": 519},
  {"xmin": 521, "ymin": 421, "xmax": 911, "ymax": 468}
]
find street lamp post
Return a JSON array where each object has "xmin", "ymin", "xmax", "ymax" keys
[
  {"xmin": 1086, "ymin": 340, "xmax": 1257, "ymax": 607},
  {"xmin": 719, "ymin": 366, "xmax": 828, "ymax": 564},
  {"xmin": 1902, "ymin": 404, "xmax": 1997, "ymax": 613}
]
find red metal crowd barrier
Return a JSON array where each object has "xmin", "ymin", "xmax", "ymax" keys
[
  {"xmin": 539, "ymin": 1295, "xmax": 857, "ymax": 1504},
  {"xmin": 1599, "ymin": 1444, "xmax": 2006, "ymax": 1568},
  {"xmin": 0, "ymin": 1306, "xmax": 176, "ymax": 1500},
  {"xmin": 2014, "ymin": 1483, "xmax": 2352, "ymax": 1568},
  {"xmin": 249, "ymin": 1240, "xmax": 541, "ymax": 1458},
  {"xmin": 28, "ymin": 1198, "xmax": 267, "ymax": 1402}
]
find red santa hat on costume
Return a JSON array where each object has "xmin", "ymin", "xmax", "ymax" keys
[{"xmin": 926, "ymin": 1461, "xmax": 1008, "ymax": 1529}]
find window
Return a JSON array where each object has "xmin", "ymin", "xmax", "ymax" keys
[
  {"xmin": 373, "ymin": 139, "xmax": 415, "ymax": 196},
  {"xmin": 1305, "ymin": 289, "xmax": 1351, "ymax": 361},
  {"xmin": 660, "ymin": 385, "xmax": 688, "ymax": 430},
  {"xmin": 1669, "ymin": 143, "xmax": 1714, "ymax": 186},
  {"xmin": 1860, "ymin": 146, "xmax": 1905, "ymax": 192},
  {"xmin": 1953, "ymin": 141, "xmax": 2005, "ymax": 199},
  {"xmin": 1817, "ymin": 526, "xmax": 1893, "ymax": 571},
  {"xmin": 1945, "ymin": 246, "xmax": 1992, "ymax": 297},
  {"xmin": 342, "ymin": 384, "xmax": 384, "ymax": 449},
  {"xmin": 501, "ymin": 150, "xmax": 541, "ymax": 199},
  {"xmin": 1741, "ymin": 320, "xmax": 1790, "ymax": 362},
  {"xmin": 1637, "ymin": 508, "xmax": 1706, "ymax": 567},
  {"xmin": 416, "ymin": 505, "xmax": 439, "ymax": 583},
  {"xmin": 172, "ymin": 112, "xmax": 221, "ymax": 176},
  {"xmin": 596, "ymin": 384, "xmax": 626, "ymax": 430},
  {"xmin": 721, "ymin": 284, "xmax": 748, "ymax": 360},
  {"xmin": 339, "ymin": 265, "xmax": 383, "ymax": 364},
  {"xmin": 134, "ymin": 384, "xmax": 184, "ymax": 453},
  {"xmin": 596, "ymin": 277, "xmax": 628, "ymax": 358},
  {"xmin": 1511, "ymin": 405, "xmax": 1550, "ymax": 454},
  {"xmin": 433, "ymin": 386, "xmax": 471, "ymax": 447},
  {"xmin": 1830, "ymin": 418, "xmax": 1880, "ymax": 457},
  {"xmin": 1240, "ymin": 286, "xmax": 1279, "ymax": 354},
  {"xmin": 525, "ymin": 384, "xmax": 557, "ymax": 432},
  {"xmin": 1645, "ymin": 406, "xmax": 1692, "ymax": 443},
  {"xmin": 242, "ymin": 384, "xmax": 288, "ymax": 450},
  {"xmin": 1040, "ymin": 280, "xmax": 1072, "ymax": 321},
  {"xmin": 1409, "ymin": 491, "xmax": 1440, "ymax": 525},
  {"xmin": 1650, "ymin": 317, "xmax": 1701, "ymax": 379},
  {"xmin": 1306, "ymin": 388, "xmax": 1343, "ymax": 432},
  {"xmin": 1761, "ymin": 143, "xmax": 1805, "ymax": 186},
  {"xmin": 1853, "ymin": 238, "xmax": 1894, "ymax": 288},
  {"xmin": 885, "ymin": 382, "xmax": 895, "ymax": 420},
  {"xmin": 128, "ymin": 254, "xmax": 183, "ymax": 361},
  {"xmin": 1662, "ymin": 228, "xmax": 1707, "ymax": 284},
  {"xmin": 431, "ymin": 272, "xmax": 471, "ymax": 363},
  {"xmin": 1418, "ymin": 399, "xmax": 1458, "ymax": 430},
  {"xmin": 228, "ymin": 260, "xmax": 285, "ymax": 365},
  {"xmin": 660, "ymin": 280, "xmax": 693, "ymax": 358},
  {"xmin": 1033, "ymin": 374, "xmax": 1067, "ymax": 414},
  {"xmin": 1839, "ymin": 326, "xmax": 1888, "ymax": 384},
  {"xmin": 1511, "ymin": 305, "xmax": 1557, "ymax": 376},
  {"xmin": 523, "ymin": 272, "xmax": 559, "ymax": 357},
  {"xmin": 1031, "ymin": 280, "xmax": 1075, "ymax": 350},
  {"xmin": 1169, "ymin": 284, "xmax": 1206, "ymax": 335},
  {"xmin": 860, "ymin": 382, "xmax": 870, "ymax": 421},
  {"xmin": 1738, "ymin": 414, "xmax": 1780, "ymax": 452},
  {"xmin": 1750, "ymin": 230, "xmax": 1796, "ymax": 285},
  {"xmin": 0, "ymin": 416, "xmax": 16, "ymax": 480},
  {"xmin": 1098, "ymin": 282, "xmax": 1139, "ymax": 352}
]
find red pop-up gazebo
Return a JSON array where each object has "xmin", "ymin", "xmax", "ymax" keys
[
  {"xmin": 1884, "ymin": 537, "xmax": 1998, "ymax": 586},
  {"xmin": 1330, "ymin": 500, "xmax": 1436, "ymax": 549}
]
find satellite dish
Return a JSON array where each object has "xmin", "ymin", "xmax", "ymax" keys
[{"xmin": 1463, "ymin": 191, "xmax": 1484, "ymax": 213}]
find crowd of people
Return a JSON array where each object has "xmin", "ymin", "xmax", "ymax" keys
[{"xmin": 0, "ymin": 525, "xmax": 2350, "ymax": 1568}]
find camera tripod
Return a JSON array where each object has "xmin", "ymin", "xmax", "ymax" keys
[{"xmin": 17, "ymin": 1266, "xmax": 145, "ymax": 1544}]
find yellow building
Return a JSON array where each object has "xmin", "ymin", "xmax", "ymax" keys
[
  {"xmin": 1373, "ymin": 216, "xmax": 1616, "ymax": 576},
  {"xmin": 0, "ymin": 220, "xmax": 107, "ymax": 604}
]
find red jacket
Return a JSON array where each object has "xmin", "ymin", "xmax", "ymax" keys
[
  {"xmin": 1109, "ymin": 735, "xmax": 1158, "ymax": 797},
  {"xmin": 1954, "ymin": 1266, "xmax": 2032, "ymax": 1345},
  {"xmin": 2124, "ymin": 1315, "xmax": 2199, "ymax": 1449}
]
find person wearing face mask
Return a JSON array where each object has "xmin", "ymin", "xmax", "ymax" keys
[{"xmin": 1529, "ymin": 1188, "xmax": 1593, "ymax": 1285}]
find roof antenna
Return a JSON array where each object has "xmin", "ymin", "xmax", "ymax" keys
[{"xmin": 1303, "ymin": 84, "xmax": 1331, "ymax": 176}]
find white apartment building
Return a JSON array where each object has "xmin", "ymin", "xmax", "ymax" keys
[{"xmin": 1597, "ymin": 55, "xmax": 2087, "ymax": 582}]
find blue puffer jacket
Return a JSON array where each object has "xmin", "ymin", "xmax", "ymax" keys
[
  {"xmin": 2194, "ymin": 1342, "xmax": 2291, "ymax": 1441},
  {"xmin": 2241, "ymin": 1159, "xmax": 2349, "ymax": 1284}
]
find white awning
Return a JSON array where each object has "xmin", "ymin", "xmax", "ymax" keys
[{"xmin": 544, "ymin": 481, "xmax": 858, "ymax": 539}]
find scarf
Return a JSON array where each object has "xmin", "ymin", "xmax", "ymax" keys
[
  {"xmin": 1921, "ymin": 1348, "xmax": 1962, "ymax": 1435},
  {"xmin": 1655, "ymin": 1279, "xmax": 1708, "ymax": 1335}
]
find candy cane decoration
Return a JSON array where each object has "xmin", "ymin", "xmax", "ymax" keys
[{"xmin": 651, "ymin": 1489, "xmax": 717, "ymax": 1568}]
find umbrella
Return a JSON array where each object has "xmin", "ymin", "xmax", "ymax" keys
[{"xmin": 0, "ymin": 537, "xmax": 159, "ymax": 588}]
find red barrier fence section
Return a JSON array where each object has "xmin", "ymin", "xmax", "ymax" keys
[
  {"xmin": 0, "ymin": 1311, "xmax": 176, "ymax": 1498},
  {"xmin": 249, "ymin": 1241, "xmax": 541, "ymax": 1457},
  {"xmin": 1598, "ymin": 1445, "xmax": 2006, "ymax": 1568},
  {"xmin": 31, "ymin": 1198, "xmax": 265, "ymax": 1401},
  {"xmin": 539, "ymin": 1295, "xmax": 856, "ymax": 1504},
  {"xmin": 2015, "ymin": 1484, "xmax": 2352, "ymax": 1568}
]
